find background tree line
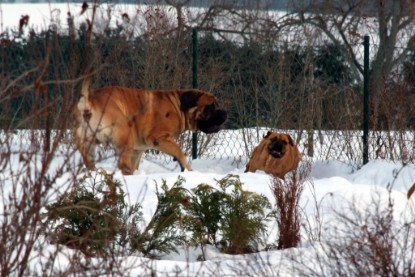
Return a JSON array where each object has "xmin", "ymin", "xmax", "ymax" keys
[{"xmin": 0, "ymin": 27, "xmax": 360, "ymax": 130}]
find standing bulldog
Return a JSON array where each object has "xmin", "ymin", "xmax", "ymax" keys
[{"xmin": 73, "ymin": 78, "xmax": 227, "ymax": 175}]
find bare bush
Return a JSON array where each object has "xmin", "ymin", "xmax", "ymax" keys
[
  {"xmin": 271, "ymin": 160, "xmax": 311, "ymax": 249},
  {"xmin": 293, "ymin": 189, "xmax": 415, "ymax": 276}
]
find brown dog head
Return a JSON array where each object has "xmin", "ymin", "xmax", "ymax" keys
[
  {"xmin": 180, "ymin": 90, "xmax": 227, "ymax": 133},
  {"xmin": 267, "ymin": 133, "xmax": 295, "ymax": 159}
]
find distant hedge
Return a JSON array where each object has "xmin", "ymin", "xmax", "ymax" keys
[{"xmin": 0, "ymin": 26, "xmax": 366, "ymax": 130}]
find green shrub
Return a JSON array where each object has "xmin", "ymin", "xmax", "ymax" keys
[
  {"xmin": 186, "ymin": 183, "xmax": 227, "ymax": 248},
  {"xmin": 46, "ymin": 173, "xmax": 273, "ymax": 259},
  {"xmin": 132, "ymin": 176, "xmax": 189, "ymax": 258},
  {"xmin": 216, "ymin": 174, "xmax": 272, "ymax": 254},
  {"xmin": 45, "ymin": 169, "xmax": 142, "ymax": 257},
  {"xmin": 186, "ymin": 174, "xmax": 272, "ymax": 256}
]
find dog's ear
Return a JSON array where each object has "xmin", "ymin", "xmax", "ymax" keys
[
  {"xmin": 180, "ymin": 91, "xmax": 201, "ymax": 111},
  {"xmin": 285, "ymin": 134, "xmax": 295, "ymax": 146},
  {"xmin": 263, "ymin": 131, "xmax": 272, "ymax": 138}
]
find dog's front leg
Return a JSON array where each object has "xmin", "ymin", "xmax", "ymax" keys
[
  {"xmin": 132, "ymin": 150, "xmax": 144, "ymax": 171},
  {"xmin": 149, "ymin": 136, "xmax": 192, "ymax": 172}
]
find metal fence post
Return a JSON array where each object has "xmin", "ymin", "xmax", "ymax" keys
[
  {"xmin": 192, "ymin": 28, "xmax": 198, "ymax": 160},
  {"xmin": 363, "ymin": 35, "xmax": 370, "ymax": 165}
]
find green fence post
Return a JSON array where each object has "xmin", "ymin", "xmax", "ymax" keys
[
  {"xmin": 192, "ymin": 28, "xmax": 198, "ymax": 160},
  {"xmin": 363, "ymin": 35, "xmax": 370, "ymax": 165}
]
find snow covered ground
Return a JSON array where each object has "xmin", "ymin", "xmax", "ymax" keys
[{"xmin": 3, "ymin": 139, "xmax": 414, "ymax": 275}]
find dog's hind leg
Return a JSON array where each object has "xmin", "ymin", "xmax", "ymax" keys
[
  {"xmin": 113, "ymin": 128, "xmax": 136, "ymax": 175},
  {"xmin": 116, "ymin": 145, "xmax": 135, "ymax": 175},
  {"xmin": 73, "ymin": 127, "xmax": 96, "ymax": 171}
]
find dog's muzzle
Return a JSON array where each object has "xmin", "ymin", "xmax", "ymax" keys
[
  {"xmin": 198, "ymin": 109, "xmax": 227, "ymax": 134},
  {"xmin": 268, "ymin": 140, "xmax": 286, "ymax": 159}
]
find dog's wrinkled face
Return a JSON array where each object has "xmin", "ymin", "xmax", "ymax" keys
[
  {"xmin": 268, "ymin": 137, "xmax": 287, "ymax": 159},
  {"xmin": 267, "ymin": 133, "xmax": 294, "ymax": 159},
  {"xmin": 196, "ymin": 101, "xmax": 227, "ymax": 133},
  {"xmin": 180, "ymin": 91, "xmax": 227, "ymax": 133}
]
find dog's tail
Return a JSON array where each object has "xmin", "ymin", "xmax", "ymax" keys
[
  {"xmin": 77, "ymin": 74, "xmax": 92, "ymax": 114},
  {"xmin": 81, "ymin": 75, "xmax": 91, "ymax": 99}
]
